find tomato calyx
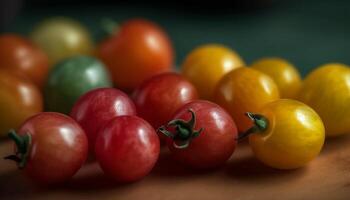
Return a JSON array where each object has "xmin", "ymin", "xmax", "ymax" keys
[
  {"xmin": 236, "ymin": 112, "xmax": 269, "ymax": 141},
  {"xmin": 99, "ymin": 18, "xmax": 119, "ymax": 40},
  {"xmin": 4, "ymin": 130, "xmax": 32, "ymax": 169},
  {"xmin": 158, "ymin": 109, "xmax": 203, "ymax": 149}
]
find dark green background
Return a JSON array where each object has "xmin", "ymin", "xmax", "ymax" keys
[{"xmin": 4, "ymin": 0, "xmax": 350, "ymax": 76}]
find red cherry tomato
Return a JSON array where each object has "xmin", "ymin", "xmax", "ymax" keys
[
  {"xmin": 133, "ymin": 72, "xmax": 198, "ymax": 130},
  {"xmin": 95, "ymin": 116, "xmax": 160, "ymax": 182},
  {"xmin": 0, "ymin": 34, "xmax": 49, "ymax": 89},
  {"xmin": 159, "ymin": 100, "xmax": 237, "ymax": 169},
  {"xmin": 70, "ymin": 88, "xmax": 136, "ymax": 151},
  {"xmin": 5, "ymin": 112, "xmax": 88, "ymax": 184},
  {"xmin": 97, "ymin": 19, "xmax": 174, "ymax": 91}
]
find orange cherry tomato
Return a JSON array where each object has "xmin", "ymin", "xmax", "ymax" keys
[
  {"xmin": 181, "ymin": 44, "xmax": 245, "ymax": 100},
  {"xmin": 0, "ymin": 34, "xmax": 49, "ymax": 89},
  {"xmin": 0, "ymin": 69, "xmax": 43, "ymax": 137},
  {"xmin": 97, "ymin": 19, "xmax": 174, "ymax": 91},
  {"xmin": 251, "ymin": 57, "xmax": 302, "ymax": 98},
  {"xmin": 214, "ymin": 67, "xmax": 280, "ymax": 132}
]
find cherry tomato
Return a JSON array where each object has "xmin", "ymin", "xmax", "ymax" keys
[
  {"xmin": 97, "ymin": 18, "xmax": 174, "ymax": 91},
  {"xmin": 251, "ymin": 57, "xmax": 302, "ymax": 98},
  {"xmin": 133, "ymin": 72, "xmax": 198, "ymax": 130},
  {"xmin": 298, "ymin": 63, "xmax": 350, "ymax": 137},
  {"xmin": 5, "ymin": 112, "xmax": 88, "ymax": 184},
  {"xmin": 95, "ymin": 116, "xmax": 160, "ymax": 182},
  {"xmin": 0, "ymin": 34, "xmax": 49, "ymax": 89},
  {"xmin": 71, "ymin": 88, "xmax": 136, "ymax": 151},
  {"xmin": 238, "ymin": 99, "xmax": 325, "ymax": 169},
  {"xmin": 181, "ymin": 44, "xmax": 245, "ymax": 100},
  {"xmin": 214, "ymin": 67, "xmax": 280, "ymax": 132},
  {"xmin": 159, "ymin": 100, "xmax": 237, "ymax": 169},
  {"xmin": 44, "ymin": 56, "xmax": 112, "ymax": 114},
  {"xmin": 0, "ymin": 69, "xmax": 42, "ymax": 137},
  {"xmin": 30, "ymin": 17, "xmax": 94, "ymax": 64}
]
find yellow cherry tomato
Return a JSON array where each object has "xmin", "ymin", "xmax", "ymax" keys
[
  {"xmin": 30, "ymin": 17, "xmax": 94, "ymax": 64},
  {"xmin": 243, "ymin": 99, "xmax": 325, "ymax": 169},
  {"xmin": 214, "ymin": 67, "xmax": 280, "ymax": 132},
  {"xmin": 181, "ymin": 44, "xmax": 245, "ymax": 99},
  {"xmin": 298, "ymin": 63, "xmax": 350, "ymax": 137},
  {"xmin": 251, "ymin": 57, "xmax": 302, "ymax": 98}
]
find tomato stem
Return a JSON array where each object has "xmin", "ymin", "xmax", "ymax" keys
[
  {"xmin": 100, "ymin": 18, "xmax": 119, "ymax": 37},
  {"xmin": 158, "ymin": 109, "xmax": 203, "ymax": 149},
  {"xmin": 4, "ymin": 130, "xmax": 31, "ymax": 169},
  {"xmin": 236, "ymin": 112, "xmax": 269, "ymax": 141}
]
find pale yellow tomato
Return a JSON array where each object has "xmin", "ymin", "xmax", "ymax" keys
[
  {"xmin": 298, "ymin": 63, "xmax": 350, "ymax": 137},
  {"xmin": 181, "ymin": 44, "xmax": 245, "ymax": 100},
  {"xmin": 214, "ymin": 67, "xmax": 280, "ymax": 132},
  {"xmin": 30, "ymin": 17, "xmax": 94, "ymax": 64},
  {"xmin": 247, "ymin": 99, "xmax": 325, "ymax": 169},
  {"xmin": 251, "ymin": 57, "xmax": 302, "ymax": 98}
]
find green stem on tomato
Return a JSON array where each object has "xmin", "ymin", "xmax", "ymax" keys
[
  {"xmin": 4, "ymin": 130, "xmax": 31, "ymax": 169},
  {"xmin": 236, "ymin": 112, "xmax": 269, "ymax": 141},
  {"xmin": 101, "ymin": 18, "xmax": 119, "ymax": 36},
  {"xmin": 158, "ymin": 109, "xmax": 203, "ymax": 149}
]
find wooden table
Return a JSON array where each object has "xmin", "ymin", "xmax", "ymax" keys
[{"xmin": 1, "ymin": 134, "xmax": 350, "ymax": 200}]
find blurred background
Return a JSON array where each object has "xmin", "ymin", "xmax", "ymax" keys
[{"xmin": 1, "ymin": 0, "xmax": 349, "ymax": 75}]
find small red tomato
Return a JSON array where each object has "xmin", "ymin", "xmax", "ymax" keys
[
  {"xmin": 5, "ymin": 112, "xmax": 88, "ymax": 184},
  {"xmin": 95, "ymin": 116, "xmax": 160, "ymax": 182},
  {"xmin": 70, "ymin": 88, "xmax": 136, "ymax": 151},
  {"xmin": 159, "ymin": 100, "xmax": 237, "ymax": 169},
  {"xmin": 97, "ymin": 18, "xmax": 174, "ymax": 91},
  {"xmin": 0, "ymin": 34, "xmax": 49, "ymax": 89},
  {"xmin": 133, "ymin": 72, "xmax": 198, "ymax": 130}
]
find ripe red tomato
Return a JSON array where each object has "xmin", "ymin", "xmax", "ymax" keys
[
  {"xmin": 159, "ymin": 100, "xmax": 237, "ymax": 169},
  {"xmin": 133, "ymin": 72, "xmax": 198, "ymax": 130},
  {"xmin": 97, "ymin": 19, "xmax": 174, "ymax": 91},
  {"xmin": 95, "ymin": 116, "xmax": 160, "ymax": 182},
  {"xmin": 0, "ymin": 34, "xmax": 49, "ymax": 89},
  {"xmin": 70, "ymin": 88, "xmax": 136, "ymax": 151},
  {"xmin": 5, "ymin": 112, "xmax": 88, "ymax": 184}
]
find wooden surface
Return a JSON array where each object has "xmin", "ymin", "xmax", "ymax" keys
[{"xmin": 1, "ymin": 134, "xmax": 350, "ymax": 200}]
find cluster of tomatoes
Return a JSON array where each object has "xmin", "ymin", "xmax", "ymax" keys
[{"xmin": 1, "ymin": 16, "xmax": 350, "ymax": 185}]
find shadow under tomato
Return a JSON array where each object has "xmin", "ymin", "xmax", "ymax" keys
[
  {"xmin": 321, "ymin": 134, "xmax": 350, "ymax": 155},
  {"xmin": 224, "ymin": 155, "xmax": 307, "ymax": 182}
]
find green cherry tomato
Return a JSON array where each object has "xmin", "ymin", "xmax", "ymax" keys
[{"xmin": 44, "ymin": 56, "xmax": 112, "ymax": 114}]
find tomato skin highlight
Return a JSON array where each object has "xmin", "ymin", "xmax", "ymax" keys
[
  {"xmin": 0, "ymin": 69, "xmax": 43, "ymax": 137},
  {"xmin": 14, "ymin": 112, "xmax": 88, "ymax": 184},
  {"xmin": 163, "ymin": 100, "xmax": 237, "ymax": 169},
  {"xmin": 97, "ymin": 19, "xmax": 174, "ymax": 91},
  {"xmin": 44, "ymin": 56, "xmax": 112, "ymax": 114},
  {"xmin": 214, "ymin": 67, "xmax": 280, "ymax": 132},
  {"xmin": 297, "ymin": 63, "xmax": 350, "ymax": 137},
  {"xmin": 248, "ymin": 99, "xmax": 325, "ymax": 169},
  {"xmin": 133, "ymin": 72, "xmax": 198, "ymax": 130},
  {"xmin": 95, "ymin": 116, "xmax": 160, "ymax": 182},
  {"xmin": 0, "ymin": 34, "xmax": 49, "ymax": 89},
  {"xmin": 251, "ymin": 57, "xmax": 302, "ymax": 99},
  {"xmin": 70, "ymin": 88, "xmax": 136, "ymax": 151},
  {"xmin": 181, "ymin": 44, "xmax": 245, "ymax": 99}
]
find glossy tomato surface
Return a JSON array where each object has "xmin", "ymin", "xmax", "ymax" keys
[
  {"xmin": 97, "ymin": 19, "xmax": 174, "ymax": 91},
  {"xmin": 133, "ymin": 72, "xmax": 198, "ymax": 130},
  {"xmin": 251, "ymin": 57, "xmax": 302, "ymax": 98},
  {"xmin": 44, "ymin": 56, "xmax": 112, "ymax": 114},
  {"xmin": 95, "ymin": 116, "xmax": 160, "ymax": 182},
  {"xmin": 214, "ymin": 67, "xmax": 280, "ymax": 132},
  {"xmin": 161, "ymin": 100, "xmax": 237, "ymax": 169},
  {"xmin": 71, "ymin": 88, "xmax": 136, "ymax": 151},
  {"xmin": 10, "ymin": 112, "xmax": 88, "ymax": 184},
  {"xmin": 248, "ymin": 99, "xmax": 325, "ymax": 169},
  {"xmin": 0, "ymin": 69, "xmax": 43, "ymax": 137},
  {"xmin": 30, "ymin": 17, "xmax": 94, "ymax": 64},
  {"xmin": 181, "ymin": 44, "xmax": 245, "ymax": 99},
  {"xmin": 0, "ymin": 34, "xmax": 49, "ymax": 89},
  {"xmin": 298, "ymin": 63, "xmax": 350, "ymax": 137}
]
